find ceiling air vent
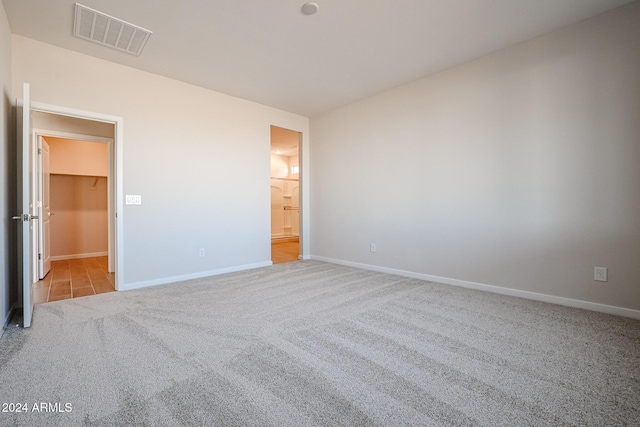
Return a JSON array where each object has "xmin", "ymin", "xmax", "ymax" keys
[{"xmin": 73, "ymin": 3, "xmax": 152, "ymax": 56}]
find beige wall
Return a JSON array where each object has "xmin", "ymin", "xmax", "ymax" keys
[
  {"xmin": 270, "ymin": 154, "xmax": 289, "ymax": 178},
  {"xmin": 0, "ymin": 1, "xmax": 15, "ymax": 326},
  {"xmin": 46, "ymin": 137, "xmax": 109, "ymax": 177},
  {"xmin": 12, "ymin": 35, "xmax": 309, "ymax": 287},
  {"xmin": 50, "ymin": 175, "xmax": 108, "ymax": 258},
  {"xmin": 311, "ymin": 2, "xmax": 640, "ymax": 313},
  {"xmin": 45, "ymin": 137, "xmax": 109, "ymax": 259},
  {"xmin": 270, "ymin": 153, "xmax": 299, "ymax": 179}
]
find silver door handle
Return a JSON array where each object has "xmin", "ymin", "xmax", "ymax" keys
[{"xmin": 12, "ymin": 214, "xmax": 39, "ymax": 221}]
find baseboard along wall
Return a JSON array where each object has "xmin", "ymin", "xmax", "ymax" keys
[
  {"xmin": 121, "ymin": 261, "xmax": 273, "ymax": 292},
  {"xmin": 311, "ymin": 256, "xmax": 640, "ymax": 320},
  {"xmin": 50, "ymin": 252, "xmax": 109, "ymax": 261}
]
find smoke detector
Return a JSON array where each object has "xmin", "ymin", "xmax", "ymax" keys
[
  {"xmin": 73, "ymin": 3, "xmax": 152, "ymax": 56},
  {"xmin": 301, "ymin": 2, "xmax": 320, "ymax": 15}
]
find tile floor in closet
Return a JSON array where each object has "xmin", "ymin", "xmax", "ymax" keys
[
  {"xmin": 272, "ymin": 240, "xmax": 299, "ymax": 264},
  {"xmin": 34, "ymin": 256, "xmax": 115, "ymax": 304},
  {"xmin": 34, "ymin": 245, "xmax": 300, "ymax": 305}
]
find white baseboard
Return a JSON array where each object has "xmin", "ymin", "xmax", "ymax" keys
[
  {"xmin": 120, "ymin": 261, "xmax": 273, "ymax": 291},
  {"xmin": 51, "ymin": 252, "xmax": 108, "ymax": 261},
  {"xmin": 311, "ymin": 256, "xmax": 640, "ymax": 320}
]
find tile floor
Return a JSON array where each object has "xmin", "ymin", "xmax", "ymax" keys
[
  {"xmin": 33, "ymin": 247, "xmax": 296, "ymax": 305},
  {"xmin": 272, "ymin": 240, "xmax": 300, "ymax": 264},
  {"xmin": 33, "ymin": 256, "xmax": 115, "ymax": 304}
]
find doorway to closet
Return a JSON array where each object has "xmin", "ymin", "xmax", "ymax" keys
[
  {"xmin": 31, "ymin": 112, "xmax": 116, "ymax": 303},
  {"xmin": 270, "ymin": 126, "xmax": 300, "ymax": 264}
]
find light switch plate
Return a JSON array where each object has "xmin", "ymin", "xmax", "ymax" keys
[{"xmin": 125, "ymin": 195, "xmax": 142, "ymax": 205}]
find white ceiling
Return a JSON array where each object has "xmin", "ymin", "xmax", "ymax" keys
[{"xmin": 3, "ymin": 0, "xmax": 635, "ymax": 117}]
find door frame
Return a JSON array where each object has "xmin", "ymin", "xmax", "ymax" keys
[
  {"xmin": 269, "ymin": 125, "xmax": 307, "ymax": 260},
  {"xmin": 36, "ymin": 135, "xmax": 51, "ymax": 279},
  {"xmin": 34, "ymin": 130, "xmax": 115, "ymax": 278},
  {"xmin": 16, "ymin": 84, "xmax": 34, "ymax": 327},
  {"xmin": 29, "ymin": 101, "xmax": 124, "ymax": 290}
]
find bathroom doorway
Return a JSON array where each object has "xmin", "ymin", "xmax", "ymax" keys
[{"xmin": 270, "ymin": 126, "xmax": 300, "ymax": 264}]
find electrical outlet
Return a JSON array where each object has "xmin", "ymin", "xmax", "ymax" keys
[
  {"xmin": 199, "ymin": 248, "xmax": 205, "ymax": 257},
  {"xmin": 370, "ymin": 243, "xmax": 376, "ymax": 253},
  {"xmin": 594, "ymin": 267, "xmax": 607, "ymax": 282}
]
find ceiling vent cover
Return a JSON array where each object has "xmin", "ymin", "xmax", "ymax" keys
[{"xmin": 73, "ymin": 3, "xmax": 152, "ymax": 56}]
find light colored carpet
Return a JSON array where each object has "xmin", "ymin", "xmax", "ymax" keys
[{"xmin": 1, "ymin": 260, "xmax": 639, "ymax": 426}]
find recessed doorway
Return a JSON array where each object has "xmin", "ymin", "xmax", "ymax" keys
[
  {"xmin": 31, "ymin": 111, "xmax": 117, "ymax": 304},
  {"xmin": 270, "ymin": 126, "xmax": 300, "ymax": 264}
]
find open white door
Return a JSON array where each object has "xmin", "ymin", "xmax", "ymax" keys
[
  {"xmin": 13, "ymin": 83, "xmax": 36, "ymax": 328},
  {"xmin": 38, "ymin": 136, "xmax": 51, "ymax": 279}
]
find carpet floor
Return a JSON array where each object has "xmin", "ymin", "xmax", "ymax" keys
[{"xmin": 1, "ymin": 260, "xmax": 639, "ymax": 426}]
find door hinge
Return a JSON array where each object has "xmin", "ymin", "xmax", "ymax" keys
[
  {"xmin": 38, "ymin": 253, "xmax": 42, "ymax": 260},
  {"xmin": 38, "ymin": 148, "xmax": 42, "ymax": 155}
]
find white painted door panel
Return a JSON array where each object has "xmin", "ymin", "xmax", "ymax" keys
[
  {"xmin": 38, "ymin": 136, "xmax": 51, "ymax": 278},
  {"xmin": 15, "ymin": 83, "xmax": 35, "ymax": 328}
]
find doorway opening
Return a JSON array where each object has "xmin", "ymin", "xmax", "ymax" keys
[
  {"xmin": 270, "ymin": 126, "xmax": 300, "ymax": 264},
  {"xmin": 31, "ymin": 112, "xmax": 117, "ymax": 303},
  {"xmin": 17, "ymin": 83, "xmax": 124, "ymax": 327}
]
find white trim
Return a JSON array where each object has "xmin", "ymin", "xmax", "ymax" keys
[
  {"xmin": 31, "ymin": 101, "xmax": 120, "ymax": 124},
  {"xmin": 269, "ymin": 124, "xmax": 308, "ymax": 261},
  {"xmin": 51, "ymin": 252, "xmax": 109, "ymax": 261},
  {"xmin": 311, "ymin": 256, "xmax": 640, "ymax": 320},
  {"xmin": 299, "ymin": 130, "xmax": 308, "ymax": 261},
  {"xmin": 33, "ymin": 129, "xmax": 112, "ymax": 144},
  {"xmin": 29, "ymin": 100, "xmax": 124, "ymax": 291},
  {"xmin": 33, "ymin": 129, "xmax": 114, "ymax": 279},
  {"xmin": 120, "ymin": 261, "xmax": 273, "ymax": 291}
]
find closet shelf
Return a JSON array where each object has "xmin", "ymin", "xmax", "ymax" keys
[{"xmin": 51, "ymin": 173, "xmax": 107, "ymax": 178}]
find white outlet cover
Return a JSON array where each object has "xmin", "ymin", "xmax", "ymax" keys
[{"xmin": 594, "ymin": 267, "xmax": 608, "ymax": 282}]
